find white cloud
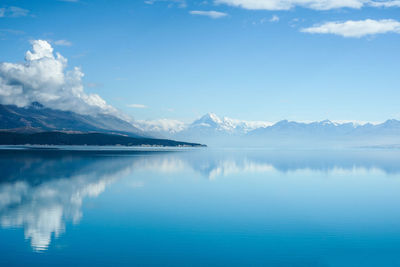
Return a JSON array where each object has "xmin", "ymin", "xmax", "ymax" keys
[
  {"xmin": 370, "ymin": 0, "xmax": 400, "ymax": 7},
  {"xmin": 214, "ymin": 0, "xmax": 365, "ymax": 10},
  {"xmin": 54, "ymin": 39, "xmax": 72, "ymax": 46},
  {"xmin": 189, "ymin": 10, "xmax": 228, "ymax": 18},
  {"xmin": 214, "ymin": 0, "xmax": 400, "ymax": 10},
  {"xmin": 0, "ymin": 40, "xmax": 117, "ymax": 115},
  {"xmin": 270, "ymin": 15, "xmax": 280, "ymax": 22},
  {"xmin": 301, "ymin": 19, "xmax": 400, "ymax": 37},
  {"xmin": 0, "ymin": 6, "xmax": 29, "ymax": 17},
  {"xmin": 134, "ymin": 119, "xmax": 186, "ymax": 133},
  {"xmin": 128, "ymin": 104, "xmax": 148, "ymax": 108}
]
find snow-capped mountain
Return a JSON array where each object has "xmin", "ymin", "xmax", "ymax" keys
[
  {"xmin": 134, "ymin": 113, "xmax": 272, "ymax": 139},
  {"xmin": 133, "ymin": 113, "xmax": 400, "ymax": 147},
  {"xmin": 189, "ymin": 113, "xmax": 271, "ymax": 133},
  {"xmin": 172, "ymin": 113, "xmax": 269, "ymax": 145},
  {"xmin": 247, "ymin": 119, "xmax": 400, "ymax": 148},
  {"xmin": 4, "ymin": 102, "xmax": 400, "ymax": 148}
]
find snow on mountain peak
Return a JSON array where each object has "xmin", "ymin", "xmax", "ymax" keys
[
  {"xmin": 207, "ymin": 113, "xmax": 221, "ymax": 122},
  {"xmin": 131, "ymin": 113, "xmax": 391, "ymax": 139},
  {"xmin": 134, "ymin": 113, "xmax": 273, "ymax": 136},
  {"xmin": 190, "ymin": 113, "xmax": 272, "ymax": 133},
  {"xmin": 192, "ymin": 113, "xmax": 222, "ymax": 126},
  {"xmin": 320, "ymin": 119, "xmax": 333, "ymax": 125}
]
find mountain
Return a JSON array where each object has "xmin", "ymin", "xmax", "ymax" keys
[
  {"xmin": 248, "ymin": 119, "xmax": 400, "ymax": 148},
  {"xmin": 134, "ymin": 113, "xmax": 400, "ymax": 148},
  {"xmin": 189, "ymin": 113, "xmax": 271, "ymax": 134},
  {"xmin": 0, "ymin": 103, "xmax": 144, "ymax": 137},
  {"xmin": 172, "ymin": 113, "xmax": 270, "ymax": 145},
  {"xmin": 20, "ymin": 102, "xmax": 396, "ymax": 148},
  {"xmin": 135, "ymin": 113, "xmax": 272, "ymax": 145}
]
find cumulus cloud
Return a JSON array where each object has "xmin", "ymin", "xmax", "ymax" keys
[
  {"xmin": 301, "ymin": 19, "xmax": 400, "ymax": 37},
  {"xmin": 0, "ymin": 40, "xmax": 117, "ymax": 115},
  {"xmin": 189, "ymin": 10, "xmax": 228, "ymax": 18},
  {"xmin": 0, "ymin": 6, "xmax": 29, "ymax": 17},
  {"xmin": 214, "ymin": 0, "xmax": 400, "ymax": 10}
]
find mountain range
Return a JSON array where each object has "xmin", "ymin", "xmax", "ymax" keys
[
  {"xmin": 0, "ymin": 103, "xmax": 203, "ymax": 147},
  {"xmin": 1, "ymin": 103, "xmax": 400, "ymax": 148},
  {"xmin": 134, "ymin": 113, "xmax": 271, "ymax": 137},
  {"xmin": 0, "ymin": 102, "xmax": 144, "ymax": 137},
  {"xmin": 136, "ymin": 113, "xmax": 400, "ymax": 148}
]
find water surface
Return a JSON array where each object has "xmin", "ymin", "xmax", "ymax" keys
[{"xmin": 1, "ymin": 148, "xmax": 400, "ymax": 266}]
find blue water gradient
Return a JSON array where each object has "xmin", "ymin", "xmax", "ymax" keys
[{"xmin": 1, "ymin": 148, "xmax": 400, "ymax": 266}]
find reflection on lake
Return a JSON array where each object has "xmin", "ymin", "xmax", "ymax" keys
[
  {"xmin": 0, "ymin": 150, "xmax": 138, "ymax": 251},
  {"xmin": 1, "ymin": 148, "xmax": 400, "ymax": 265}
]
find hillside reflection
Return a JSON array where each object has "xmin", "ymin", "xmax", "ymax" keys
[
  {"xmin": 1, "ymin": 148, "xmax": 400, "ymax": 251},
  {"xmin": 0, "ymin": 150, "xmax": 168, "ymax": 251}
]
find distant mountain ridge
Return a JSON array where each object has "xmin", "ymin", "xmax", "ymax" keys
[
  {"xmin": 2, "ymin": 103, "xmax": 400, "ymax": 148},
  {"xmin": 135, "ymin": 113, "xmax": 400, "ymax": 147},
  {"xmin": 134, "ymin": 113, "xmax": 272, "ymax": 137},
  {"xmin": 0, "ymin": 102, "xmax": 144, "ymax": 137},
  {"xmin": 190, "ymin": 113, "xmax": 271, "ymax": 133}
]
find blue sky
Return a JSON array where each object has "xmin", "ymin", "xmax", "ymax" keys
[{"xmin": 0, "ymin": 0, "xmax": 399, "ymax": 122}]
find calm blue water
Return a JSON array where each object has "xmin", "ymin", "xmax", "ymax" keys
[{"xmin": 1, "ymin": 148, "xmax": 400, "ymax": 266}]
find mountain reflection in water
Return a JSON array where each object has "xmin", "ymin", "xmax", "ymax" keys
[{"xmin": 1, "ymin": 148, "xmax": 400, "ymax": 252}]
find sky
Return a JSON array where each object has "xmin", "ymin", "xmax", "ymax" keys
[{"xmin": 0, "ymin": 0, "xmax": 399, "ymax": 123}]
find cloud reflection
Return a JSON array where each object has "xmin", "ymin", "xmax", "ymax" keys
[
  {"xmin": 0, "ymin": 150, "xmax": 141, "ymax": 251},
  {"xmin": 1, "ymin": 149, "xmax": 400, "ymax": 251}
]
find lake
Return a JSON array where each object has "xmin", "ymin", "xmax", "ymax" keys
[{"xmin": 1, "ymin": 147, "xmax": 400, "ymax": 266}]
